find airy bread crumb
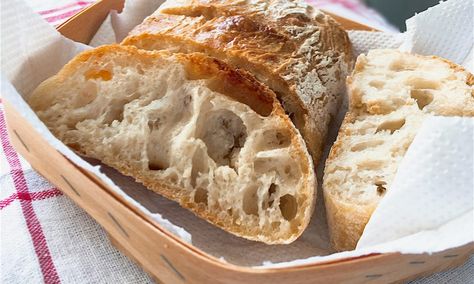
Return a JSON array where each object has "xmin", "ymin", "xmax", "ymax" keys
[
  {"xmin": 323, "ymin": 49, "xmax": 474, "ymax": 251},
  {"xmin": 28, "ymin": 45, "xmax": 316, "ymax": 244}
]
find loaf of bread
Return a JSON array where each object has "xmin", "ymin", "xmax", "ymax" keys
[
  {"xmin": 28, "ymin": 45, "xmax": 316, "ymax": 244},
  {"xmin": 323, "ymin": 49, "xmax": 474, "ymax": 251},
  {"xmin": 122, "ymin": 0, "xmax": 353, "ymax": 164}
]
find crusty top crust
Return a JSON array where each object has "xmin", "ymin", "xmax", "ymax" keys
[{"xmin": 123, "ymin": 0, "xmax": 353, "ymax": 164}]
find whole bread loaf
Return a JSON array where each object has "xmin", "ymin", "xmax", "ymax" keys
[
  {"xmin": 28, "ymin": 45, "xmax": 316, "ymax": 244},
  {"xmin": 323, "ymin": 49, "xmax": 474, "ymax": 251},
  {"xmin": 122, "ymin": 0, "xmax": 353, "ymax": 164}
]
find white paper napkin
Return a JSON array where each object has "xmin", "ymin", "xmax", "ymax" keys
[
  {"xmin": 110, "ymin": 0, "xmax": 164, "ymax": 42},
  {"xmin": 358, "ymin": 117, "xmax": 474, "ymax": 248},
  {"xmin": 400, "ymin": 0, "xmax": 474, "ymax": 70}
]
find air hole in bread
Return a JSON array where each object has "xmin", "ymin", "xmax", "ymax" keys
[
  {"xmin": 265, "ymin": 183, "xmax": 278, "ymax": 208},
  {"xmin": 254, "ymin": 157, "xmax": 301, "ymax": 181},
  {"xmin": 147, "ymin": 118, "xmax": 161, "ymax": 130},
  {"xmin": 279, "ymin": 194, "xmax": 297, "ymax": 221},
  {"xmin": 183, "ymin": 95, "xmax": 192, "ymax": 107},
  {"xmin": 254, "ymin": 157, "xmax": 272, "ymax": 174},
  {"xmin": 148, "ymin": 161, "xmax": 165, "ymax": 171},
  {"xmin": 357, "ymin": 160, "xmax": 384, "ymax": 170},
  {"xmin": 389, "ymin": 59, "xmax": 418, "ymax": 71},
  {"xmin": 148, "ymin": 155, "xmax": 169, "ymax": 171},
  {"xmin": 270, "ymin": 129, "xmax": 291, "ymax": 148},
  {"xmin": 259, "ymin": 128, "xmax": 291, "ymax": 150},
  {"xmin": 197, "ymin": 109, "xmax": 247, "ymax": 168},
  {"xmin": 243, "ymin": 185, "xmax": 258, "ymax": 216},
  {"xmin": 136, "ymin": 64, "xmax": 145, "ymax": 75},
  {"xmin": 167, "ymin": 173, "xmax": 179, "ymax": 184},
  {"xmin": 375, "ymin": 118, "xmax": 405, "ymax": 134},
  {"xmin": 194, "ymin": 187, "xmax": 208, "ymax": 205},
  {"xmin": 271, "ymin": 221, "xmax": 281, "ymax": 230},
  {"xmin": 84, "ymin": 69, "xmax": 113, "ymax": 81},
  {"xmin": 283, "ymin": 163, "xmax": 299, "ymax": 180},
  {"xmin": 406, "ymin": 77, "xmax": 440, "ymax": 90},
  {"xmin": 147, "ymin": 119, "xmax": 169, "ymax": 171},
  {"xmin": 191, "ymin": 147, "xmax": 209, "ymax": 187},
  {"xmin": 410, "ymin": 89, "xmax": 434, "ymax": 110},
  {"xmin": 103, "ymin": 102, "xmax": 125, "ymax": 124},
  {"xmin": 369, "ymin": 80, "xmax": 385, "ymax": 89},
  {"xmin": 375, "ymin": 181, "xmax": 387, "ymax": 196},
  {"xmin": 351, "ymin": 140, "xmax": 384, "ymax": 152}
]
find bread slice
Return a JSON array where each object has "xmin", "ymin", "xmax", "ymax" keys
[
  {"xmin": 121, "ymin": 0, "xmax": 353, "ymax": 165},
  {"xmin": 28, "ymin": 45, "xmax": 316, "ymax": 244},
  {"xmin": 323, "ymin": 49, "xmax": 474, "ymax": 251}
]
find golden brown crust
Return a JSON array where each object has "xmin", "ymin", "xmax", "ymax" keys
[
  {"xmin": 433, "ymin": 55, "xmax": 474, "ymax": 86},
  {"xmin": 324, "ymin": 191, "xmax": 376, "ymax": 251},
  {"xmin": 122, "ymin": 0, "xmax": 353, "ymax": 165},
  {"xmin": 435, "ymin": 56, "xmax": 474, "ymax": 98},
  {"xmin": 61, "ymin": 45, "xmax": 277, "ymax": 116},
  {"xmin": 177, "ymin": 52, "xmax": 276, "ymax": 116}
]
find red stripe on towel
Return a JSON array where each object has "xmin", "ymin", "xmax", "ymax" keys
[
  {"xmin": 38, "ymin": 1, "xmax": 92, "ymax": 15},
  {"xmin": 0, "ymin": 111, "xmax": 61, "ymax": 284},
  {"xmin": 44, "ymin": 7, "xmax": 85, "ymax": 23}
]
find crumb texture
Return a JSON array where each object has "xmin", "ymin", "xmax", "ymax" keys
[
  {"xmin": 323, "ymin": 49, "xmax": 474, "ymax": 251},
  {"xmin": 28, "ymin": 45, "xmax": 315, "ymax": 244}
]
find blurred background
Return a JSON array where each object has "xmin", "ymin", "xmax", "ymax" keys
[
  {"xmin": 24, "ymin": 0, "xmax": 448, "ymax": 32},
  {"xmin": 365, "ymin": 0, "xmax": 440, "ymax": 31},
  {"xmin": 311, "ymin": 0, "xmax": 446, "ymax": 32}
]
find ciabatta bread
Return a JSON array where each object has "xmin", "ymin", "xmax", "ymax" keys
[
  {"xmin": 122, "ymin": 0, "xmax": 353, "ymax": 164},
  {"xmin": 323, "ymin": 49, "xmax": 474, "ymax": 251},
  {"xmin": 28, "ymin": 45, "xmax": 316, "ymax": 244}
]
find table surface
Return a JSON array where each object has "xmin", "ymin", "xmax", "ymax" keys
[{"xmin": 0, "ymin": 0, "xmax": 472, "ymax": 283}]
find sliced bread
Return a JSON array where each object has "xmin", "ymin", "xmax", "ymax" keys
[
  {"xmin": 323, "ymin": 49, "xmax": 474, "ymax": 251},
  {"xmin": 28, "ymin": 45, "xmax": 316, "ymax": 244}
]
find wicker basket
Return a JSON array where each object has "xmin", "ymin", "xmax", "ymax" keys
[{"xmin": 3, "ymin": 0, "xmax": 473, "ymax": 283}]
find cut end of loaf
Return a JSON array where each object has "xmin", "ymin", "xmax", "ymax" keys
[
  {"xmin": 324, "ymin": 49, "xmax": 474, "ymax": 251},
  {"xmin": 121, "ymin": 0, "xmax": 353, "ymax": 166},
  {"xmin": 28, "ymin": 45, "xmax": 316, "ymax": 244}
]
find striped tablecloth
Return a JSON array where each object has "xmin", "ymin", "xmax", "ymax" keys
[{"xmin": 0, "ymin": 0, "xmax": 471, "ymax": 283}]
